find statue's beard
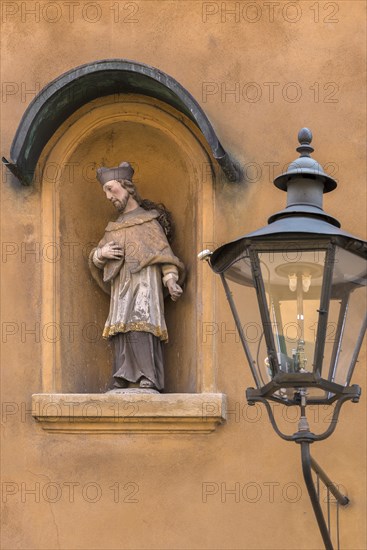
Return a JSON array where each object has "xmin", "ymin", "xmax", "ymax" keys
[{"xmin": 113, "ymin": 195, "xmax": 129, "ymax": 212}]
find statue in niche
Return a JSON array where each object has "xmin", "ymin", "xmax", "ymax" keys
[{"xmin": 89, "ymin": 162, "xmax": 185, "ymax": 393}]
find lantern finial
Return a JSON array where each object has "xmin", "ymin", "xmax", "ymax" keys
[{"xmin": 296, "ymin": 128, "xmax": 314, "ymax": 157}]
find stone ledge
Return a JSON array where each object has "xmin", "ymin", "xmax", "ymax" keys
[{"xmin": 31, "ymin": 393, "xmax": 227, "ymax": 434}]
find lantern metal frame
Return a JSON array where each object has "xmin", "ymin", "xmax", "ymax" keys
[{"xmin": 201, "ymin": 129, "xmax": 367, "ymax": 550}]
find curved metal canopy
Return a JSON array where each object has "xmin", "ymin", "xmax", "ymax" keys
[
  {"xmin": 210, "ymin": 216, "xmax": 367, "ymax": 274},
  {"xmin": 2, "ymin": 59, "xmax": 239, "ymax": 185}
]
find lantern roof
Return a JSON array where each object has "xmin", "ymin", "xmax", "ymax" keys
[
  {"xmin": 210, "ymin": 217, "xmax": 367, "ymax": 274},
  {"xmin": 210, "ymin": 128, "xmax": 367, "ymax": 274}
]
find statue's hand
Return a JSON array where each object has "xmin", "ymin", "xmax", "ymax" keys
[
  {"xmin": 166, "ymin": 280, "xmax": 183, "ymax": 302},
  {"xmin": 98, "ymin": 241, "xmax": 124, "ymax": 260}
]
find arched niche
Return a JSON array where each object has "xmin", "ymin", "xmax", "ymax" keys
[
  {"xmin": 39, "ymin": 95, "xmax": 217, "ymax": 395},
  {"xmin": 3, "ymin": 59, "xmax": 239, "ymax": 185}
]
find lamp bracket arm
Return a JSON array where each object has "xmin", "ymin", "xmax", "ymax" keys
[
  {"xmin": 301, "ymin": 441, "xmax": 338, "ymax": 550},
  {"xmin": 247, "ymin": 396, "xmax": 295, "ymax": 441},
  {"xmin": 310, "ymin": 391, "xmax": 360, "ymax": 441},
  {"xmin": 248, "ymin": 388, "xmax": 360, "ymax": 443},
  {"xmin": 308, "ymin": 453, "xmax": 349, "ymax": 506}
]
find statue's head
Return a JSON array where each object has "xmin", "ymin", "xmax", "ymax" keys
[
  {"xmin": 96, "ymin": 161, "xmax": 134, "ymax": 186},
  {"xmin": 96, "ymin": 162, "xmax": 142, "ymax": 212}
]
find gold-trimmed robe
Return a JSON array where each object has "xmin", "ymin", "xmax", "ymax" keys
[{"xmin": 89, "ymin": 207, "xmax": 184, "ymax": 342}]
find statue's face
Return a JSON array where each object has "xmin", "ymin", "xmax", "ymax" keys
[{"xmin": 103, "ymin": 180, "xmax": 129, "ymax": 212}]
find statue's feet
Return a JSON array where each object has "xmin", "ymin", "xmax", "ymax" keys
[
  {"xmin": 139, "ymin": 377, "xmax": 157, "ymax": 390},
  {"xmin": 113, "ymin": 378, "xmax": 129, "ymax": 389}
]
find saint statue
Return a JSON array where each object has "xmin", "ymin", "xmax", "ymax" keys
[{"xmin": 89, "ymin": 162, "xmax": 185, "ymax": 392}]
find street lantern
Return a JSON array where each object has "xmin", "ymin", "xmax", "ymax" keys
[{"xmin": 200, "ymin": 129, "xmax": 366, "ymax": 550}]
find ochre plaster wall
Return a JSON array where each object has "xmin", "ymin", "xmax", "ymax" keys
[{"xmin": 1, "ymin": 1, "xmax": 366, "ymax": 549}]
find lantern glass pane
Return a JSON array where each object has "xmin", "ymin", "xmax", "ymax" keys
[
  {"xmin": 325, "ymin": 247, "xmax": 367, "ymax": 386},
  {"xmin": 258, "ymin": 249, "xmax": 326, "ymax": 377},
  {"xmin": 224, "ymin": 258, "xmax": 270, "ymax": 388}
]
